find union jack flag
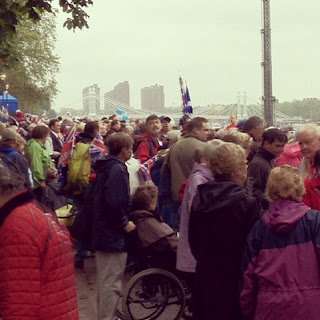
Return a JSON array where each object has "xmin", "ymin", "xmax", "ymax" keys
[
  {"xmin": 58, "ymin": 125, "xmax": 76, "ymax": 168},
  {"xmin": 90, "ymin": 134, "xmax": 107, "ymax": 159},
  {"xmin": 139, "ymin": 154, "xmax": 160, "ymax": 182}
]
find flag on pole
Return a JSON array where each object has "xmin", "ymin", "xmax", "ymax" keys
[
  {"xmin": 179, "ymin": 76, "xmax": 194, "ymax": 118},
  {"xmin": 184, "ymin": 86, "xmax": 193, "ymax": 117}
]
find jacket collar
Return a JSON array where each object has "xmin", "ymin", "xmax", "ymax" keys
[
  {"xmin": 0, "ymin": 145, "xmax": 15, "ymax": 153},
  {"xmin": 183, "ymin": 132, "xmax": 204, "ymax": 141},
  {"xmin": 0, "ymin": 191, "xmax": 35, "ymax": 227},
  {"xmin": 257, "ymin": 146, "xmax": 276, "ymax": 162}
]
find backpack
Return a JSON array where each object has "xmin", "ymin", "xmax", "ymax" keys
[
  {"xmin": 70, "ymin": 180, "xmax": 96, "ymax": 250},
  {"xmin": 67, "ymin": 142, "xmax": 91, "ymax": 195},
  {"xmin": 135, "ymin": 139, "xmax": 155, "ymax": 159}
]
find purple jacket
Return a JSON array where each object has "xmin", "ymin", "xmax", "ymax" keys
[
  {"xmin": 240, "ymin": 199, "xmax": 320, "ymax": 320},
  {"xmin": 176, "ymin": 163, "xmax": 214, "ymax": 272}
]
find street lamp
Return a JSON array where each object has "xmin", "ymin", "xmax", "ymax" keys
[
  {"xmin": 4, "ymin": 84, "xmax": 9, "ymax": 109},
  {"xmin": 0, "ymin": 73, "xmax": 6, "ymax": 109}
]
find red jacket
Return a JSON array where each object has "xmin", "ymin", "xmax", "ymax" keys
[
  {"xmin": 136, "ymin": 133, "xmax": 159, "ymax": 164},
  {"xmin": 303, "ymin": 168, "xmax": 320, "ymax": 211},
  {"xmin": 0, "ymin": 191, "xmax": 79, "ymax": 320}
]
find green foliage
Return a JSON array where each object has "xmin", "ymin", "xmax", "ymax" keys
[
  {"xmin": 0, "ymin": 0, "xmax": 93, "ymax": 65},
  {"xmin": 46, "ymin": 108, "xmax": 57, "ymax": 118},
  {"xmin": 276, "ymin": 98, "xmax": 320, "ymax": 121},
  {"xmin": 3, "ymin": 14, "xmax": 59, "ymax": 113}
]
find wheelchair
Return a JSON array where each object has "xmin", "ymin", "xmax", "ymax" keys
[{"xmin": 117, "ymin": 236, "xmax": 193, "ymax": 320}]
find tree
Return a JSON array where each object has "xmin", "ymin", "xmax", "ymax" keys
[
  {"xmin": 46, "ymin": 108, "xmax": 57, "ymax": 118},
  {"xmin": 276, "ymin": 98, "xmax": 320, "ymax": 121},
  {"xmin": 0, "ymin": 0, "xmax": 93, "ymax": 65},
  {"xmin": 4, "ymin": 13, "xmax": 59, "ymax": 113}
]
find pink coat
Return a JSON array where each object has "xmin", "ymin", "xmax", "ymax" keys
[{"xmin": 241, "ymin": 199, "xmax": 320, "ymax": 320}]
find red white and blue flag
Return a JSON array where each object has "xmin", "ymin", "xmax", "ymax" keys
[
  {"xmin": 58, "ymin": 125, "xmax": 76, "ymax": 168},
  {"xmin": 184, "ymin": 86, "xmax": 193, "ymax": 117},
  {"xmin": 90, "ymin": 134, "xmax": 107, "ymax": 159},
  {"xmin": 139, "ymin": 154, "xmax": 160, "ymax": 182},
  {"xmin": 179, "ymin": 76, "xmax": 194, "ymax": 118}
]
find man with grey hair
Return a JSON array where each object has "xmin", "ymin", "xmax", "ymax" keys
[{"xmin": 297, "ymin": 123, "xmax": 320, "ymax": 178}]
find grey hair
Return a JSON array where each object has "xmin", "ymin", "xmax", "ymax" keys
[
  {"xmin": 196, "ymin": 139, "xmax": 224, "ymax": 162},
  {"xmin": 297, "ymin": 123, "xmax": 320, "ymax": 138},
  {"xmin": 0, "ymin": 162, "xmax": 25, "ymax": 195}
]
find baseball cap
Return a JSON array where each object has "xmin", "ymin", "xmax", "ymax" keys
[{"xmin": 160, "ymin": 116, "xmax": 171, "ymax": 122}]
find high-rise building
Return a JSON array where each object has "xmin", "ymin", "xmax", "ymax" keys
[
  {"xmin": 83, "ymin": 84, "xmax": 100, "ymax": 116},
  {"xmin": 141, "ymin": 84, "xmax": 165, "ymax": 111},
  {"xmin": 104, "ymin": 81, "xmax": 130, "ymax": 112}
]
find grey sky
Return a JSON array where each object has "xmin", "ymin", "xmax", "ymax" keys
[{"xmin": 53, "ymin": 0, "xmax": 320, "ymax": 112}]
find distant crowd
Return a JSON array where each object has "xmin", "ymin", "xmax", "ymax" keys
[{"xmin": 1, "ymin": 110, "xmax": 320, "ymax": 320}]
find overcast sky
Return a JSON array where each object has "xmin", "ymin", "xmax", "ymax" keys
[{"xmin": 53, "ymin": 0, "xmax": 320, "ymax": 112}]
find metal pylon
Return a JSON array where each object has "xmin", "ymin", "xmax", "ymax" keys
[{"xmin": 261, "ymin": 0, "xmax": 275, "ymax": 126}]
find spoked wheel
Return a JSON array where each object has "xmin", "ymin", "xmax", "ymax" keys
[{"xmin": 122, "ymin": 268, "xmax": 186, "ymax": 320}]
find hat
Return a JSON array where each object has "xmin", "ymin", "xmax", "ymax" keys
[
  {"xmin": 237, "ymin": 119, "xmax": 247, "ymax": 131},
  {"xmin": 1, "ymin": 128, "xmax": 20, "ymax": 141},
  {"xmin": 160, "ymin": 116, "xmax": 171, "ymax": 123}
]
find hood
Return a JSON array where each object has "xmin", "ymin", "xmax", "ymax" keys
[
  {"xmin": 48, "ymin": 181, "xmax": 62, "ymax": 192},
  {"xmin": 0, "ymin": 145, "xmax": 15, "ymax": 153},
  {"xmin": 189, "ymin": 162, "xmax": 213, "ymax": 181},
  {"xmin": 194, "ymin": 179, "xmax": 247, "ymax": 214},
  {"xmin": 280, "ymin": 142, "xmax": 302, "ymax": 159},
  {"xmin": 76, "ymin": 132, "xmax": 95, "ymax": 144},
  {"xmin": 262, "ymin": 199, "xmax": 310, "ymax": 233},
  {"xmin": 94, "ymin": 154, "xmax": 123, "ymax": 173},
  {"xmin": 131, "ymin": 210, "xmax": 161, "ymax": 223}
]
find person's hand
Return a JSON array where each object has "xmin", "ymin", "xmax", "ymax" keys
[
  {"xmin": 39, "ymin": 182, "xmax": 46, "ymax": 188},
  {"xmin": 124, "ymin": 221, "xmax": 136, "ymax": 233}
]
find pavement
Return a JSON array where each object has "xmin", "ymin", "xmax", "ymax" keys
[
  {"xmin": 76, "ymin": 256, "xmax": 133, "ymax": 320},
  {"xmin": 76, "ymin": 256, "xmax": 98, "ymax": 319}
]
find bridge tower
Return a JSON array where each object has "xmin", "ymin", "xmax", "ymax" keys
[{"xmin": 261, "ymin": 0, "xmax": 275, "ymax": 126}]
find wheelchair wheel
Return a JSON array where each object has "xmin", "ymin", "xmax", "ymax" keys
[{"xmin": 122, "ymin": 268, "xmax": 186, "ymax": 320}]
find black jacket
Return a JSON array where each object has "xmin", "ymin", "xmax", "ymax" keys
[
  {"xmin": 50, "ymin": 132, "xmax": 62, "ymax": 153},
  {"xmin": 189, "ymin": 179, "xmax": 260, "ymax": 320},
  {"xmin": 91, "ymin": 155, "xmax": 131, "ymax": 252},
  {"xmin": 246, "ymin": 147, "xmax": 275, "ymax": 211}
]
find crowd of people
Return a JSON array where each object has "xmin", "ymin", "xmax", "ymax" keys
[{"xmin": 1, "ymin": 110, "xmax": 320, "ymax": 320}]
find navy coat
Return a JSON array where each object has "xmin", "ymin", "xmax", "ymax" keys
[{"xmin": 91, "ymin": 155, "xmax": 131, "ymax": 252}]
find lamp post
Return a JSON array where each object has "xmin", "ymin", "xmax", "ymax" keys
[{"xmin": 0, "ymin": 73, "xmax": 6, "ymax": 109}]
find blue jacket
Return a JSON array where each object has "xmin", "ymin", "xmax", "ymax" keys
[
  {"xmin": 0, "ymin": 145, "xmax": 32, "ymax": 191},
  {"xmin": 91, "ymin": 155, "xmax": 131, "ymax": 252}
]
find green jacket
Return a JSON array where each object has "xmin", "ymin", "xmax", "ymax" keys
[{"xmin": 26, "ymin": 138, "xmax": 53, "ymax": 188}]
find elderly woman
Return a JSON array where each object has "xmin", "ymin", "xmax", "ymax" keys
[
  {"xmin": 240, "ymin": 165, "xmax": 320, "ymax": 320},
  {"xmin": 221, "ymin": 128, "xmax": 253, "ymax": 157},
  {"xmin": 176, "ymin": 140, "xmax": 223, "ymax": 305},
  {"xmin": 25, "ymin": 125, "xmax": 52, "ymax": 199},
  {"xmin": 189, "ymin": 142, "xmax": 260, "ymax": 320},
  {"xmin": 0, "ymin": 161, "xmax": 79, "ymax": 319}
]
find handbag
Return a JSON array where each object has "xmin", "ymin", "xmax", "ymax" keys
[{"xmin": 55, "ymin": 204, "xmax": 77, "ymax": 227}]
